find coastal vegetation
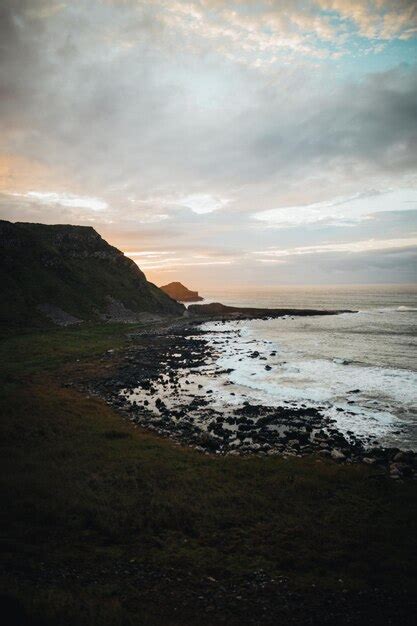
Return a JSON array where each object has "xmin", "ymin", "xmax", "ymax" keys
[
  {"xmin": 0, "ymin": 221, "xmax": 183, "ymax": 329},
  {"xmin": 1, "ymin": 322, "xmax": 417, "ymax": 625},
  {"xmin": 2, "ymin": 0, "xmax": 417, "ymax": 622}
]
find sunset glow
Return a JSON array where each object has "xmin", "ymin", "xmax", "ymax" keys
[{"xmin": 1, "ymin": 0, "xmax": 416, "ymax": 287}]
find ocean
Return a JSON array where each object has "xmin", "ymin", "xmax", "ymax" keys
[{"xmin": 193, "ymin": 285, "xmax": 417, "ymax": 450}]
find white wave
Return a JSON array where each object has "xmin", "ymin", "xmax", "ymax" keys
[
  {"xmin": 222, "ymin": 352, "xmax": 417, "ymax": 406},
  {"xmin": 200, "ymin": 308, "xmax": 417, "ymax": 447},
  {"xmin": 371, "ymin": 305, "xmax": 417, "ymax": 313}
]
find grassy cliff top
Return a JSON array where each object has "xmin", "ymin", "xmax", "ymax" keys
[{"xmin": 0, "ymin": 220, "xmax": 184, "ymax": 328}]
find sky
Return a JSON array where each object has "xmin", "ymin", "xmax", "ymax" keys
[{"xmin": 0, "ymin": 0, "xmax": 416, "ymax": 288}]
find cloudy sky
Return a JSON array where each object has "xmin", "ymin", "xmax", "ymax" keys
[{"xmin": 1, "ymin": 0, "xmax": 416, "ymax": 287}]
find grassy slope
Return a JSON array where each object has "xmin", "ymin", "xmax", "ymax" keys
[
  {"xmin": 0, "ymin": 221, "xmax": 183, "ymax": 327},
  {"xmin": 1, "ymin": 325, "xmax": 417, "ymax": 625}
]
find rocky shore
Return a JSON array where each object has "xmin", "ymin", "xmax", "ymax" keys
[
  {"xmin": 87, "ymin": 320, "xmax": 417, "ymax": 481},
  {"xmin": 188, "ymin": 302, "xmax": 356, "ymax": 318},
  {"xmin": 3, "ymin": 315, "xmax": 417, "ymax": 626}
]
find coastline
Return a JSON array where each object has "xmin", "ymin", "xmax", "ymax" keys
[
  {"xmin": 188, "ymin": 302, "xmax": 356, "ymax": 319},
  {"xmin": 2, "ymin": 316, "xmax": 417, "ymax": 626},
  {"xmin": 87, "ymin": 316, "xmax": 416, "ymax": 480}
]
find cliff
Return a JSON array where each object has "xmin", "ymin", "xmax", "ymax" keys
[
  {"xmin": 0, "ymin": 220, "xmax": 184, "ymax": 327},
  {"xmin": 160, "ymin": 281, "xmax": 203, "ymax": 302}
]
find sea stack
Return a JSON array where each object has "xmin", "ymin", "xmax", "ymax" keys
[{"xmin": 160, "ymin": 281, "xmax": 204, "ymax": 302}]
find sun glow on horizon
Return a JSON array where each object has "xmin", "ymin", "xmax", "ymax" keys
[{"xmin": 0, "ymin": 0, "xmax": 416, "ymax": 285}]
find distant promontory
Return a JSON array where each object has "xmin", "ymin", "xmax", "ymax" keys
[{"xmin": 160, "ymin": 282, "xmax": 204, "ymax": 303}]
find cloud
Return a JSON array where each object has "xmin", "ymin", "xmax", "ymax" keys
[
  {"xmin": 12, "ymin": 191, "xmax": 108, "ymax": 211},
  {"xmin": 1, "ymin": 1, "xmax": 416, "ymax": 203},
  {"xmin": 276, "ymin": 245, "xmax": 417, "ymax": 284},
  {"xmin": 253, "ymin": 236, "xmax": 417, "ymax": 258},
  {"xmin": 0, "ymin": 0, "xmax": 416, "ymax": 286},
  {"xmin": 175, "ymin": 193, "xmax": 230, "ymax": 214},
  {"xmin": 316, "ymin": 0, "xmax": 417, "ymax": 40},
  {"xmin": 253, "ymin": 188, "xmax": 417, "ymax": 227}
]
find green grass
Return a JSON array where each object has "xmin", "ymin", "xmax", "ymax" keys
[
  {"xmin": 0, "ymin": 221, "xmax": 183, "ymax": 327},
  {"xmin": 0, "ymin": 323, "xmax": 142, "ymax": 377},
  {"xmin": 1, "ymin": 326, "xmax": 417, "ymax": 625}
]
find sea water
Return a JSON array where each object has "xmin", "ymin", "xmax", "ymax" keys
[{"xmin": 195, "ymin": 285, "xmax": 417, "ymax": 450}]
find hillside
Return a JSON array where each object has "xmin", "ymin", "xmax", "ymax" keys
[
  {"xmin": 160, "ymin": 281, "xmax": 203, "ymax": 302},
  {"xmin": 0, "ymin": 220, "xmax": 184, "ymax": 327}
]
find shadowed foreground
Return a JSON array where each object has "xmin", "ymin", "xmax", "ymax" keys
[{"xmin": 1, "ymin": 324, "xmax": 416, "ymax": 625}]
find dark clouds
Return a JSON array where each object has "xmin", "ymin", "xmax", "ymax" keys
[{"xmin": 0, "ymin": 0, "xmax": 416, "ymax": 285}]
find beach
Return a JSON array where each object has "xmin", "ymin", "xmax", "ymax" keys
[{"xmin": 88, "ymin": 289, "xmax": 417, "ymax": 478}]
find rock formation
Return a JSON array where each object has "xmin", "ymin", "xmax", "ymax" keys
[{"xmin": 160, "ymin": 281, "xmax": 203, "ymax": 302}]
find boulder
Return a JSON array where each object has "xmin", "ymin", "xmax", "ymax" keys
[{"xmin": 331, "ymin": 449, "xmax": 346, "ymax": 461}]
